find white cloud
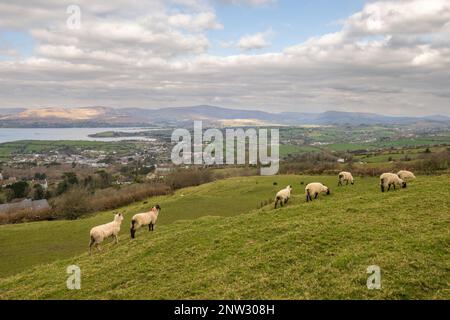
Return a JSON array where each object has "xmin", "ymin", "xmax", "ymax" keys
[
  {"xmin": 167, "ymin": 12, "xmax": 223, "ymax": 30},
  {"xmin": 217, "ymin": 0, "xmax": 276, "ymax": 7},
  {"xmin": 0, "ymin": 0, "xmax": 450, "ymax": 116},
  {"xmin": 237, "ymin": 29, "xmax": 274, "ymax": 51}
]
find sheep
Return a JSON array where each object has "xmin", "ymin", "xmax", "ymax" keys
[
  {"xmin": 130, "ymin": 205, "xmax": 161, "ymax": 239},
  {"xmin": 380, "ymin": 173, "xmax": 407, "ymax": 192},
  {"xmin": 89, "ymin": 212, "xmax": 124, "ymax": 254},
  {"xmin": 397, "ymin": 170, "xmax": 416, "ymax": 182},
  {"xmin": 305, "ymin": 183, "xmax": 330, "ymax": 202},
  {"xmin": 338, "ymin": 171, "xmax": 354, "ymax": 186},
  {"xmin": 274, "ymin": 186, "xmax": 292, "ymax": 209}
]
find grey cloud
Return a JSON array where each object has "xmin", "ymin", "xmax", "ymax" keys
[{"xmin": 0, "ymin": 0, "xmax": 449, "ymax": 116}]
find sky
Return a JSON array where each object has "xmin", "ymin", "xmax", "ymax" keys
[{"xmin": 0, "ymin": 0, "xmax": 449, "ymax": 116}]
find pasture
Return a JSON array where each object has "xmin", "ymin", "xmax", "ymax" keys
[{"xmin": 0, "ymin": 175, "xmax": 449, "ymax": 299}]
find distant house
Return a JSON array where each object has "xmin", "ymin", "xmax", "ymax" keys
[
  {"xmin": 146, "ymin": 173, "xmax": 158, "ymax": 180},
  {"xmin": 0, "ymin": 199, "xmax": 50, "ymax": 215},
  {"xmin": 32, "ymin": 179, "xmax": 48, "ymax": 191},
  {"xmin": 337, "ymin": 158, "xmax": 346, "ymax": 163}
]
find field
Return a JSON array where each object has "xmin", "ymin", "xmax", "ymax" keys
[
  {"xmin": 0, "ymin": 175, "xmax": 449, "ymax": 299},
  {"xmin": 0, "ymin": 140, "xmax": 140, "ymax": 161}
]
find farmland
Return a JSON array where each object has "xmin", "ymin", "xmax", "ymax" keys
[{"xmin": 0, "ymin": 174, "xmax": 449, "ymax": 299}]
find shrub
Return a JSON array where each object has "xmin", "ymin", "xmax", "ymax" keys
[
  {"xmin": 51, "ymin": 183, "xmax": 171, "ymax": 220},
  {"xmin": 51, "ymin": 187, "xmax": 92, "ymax": 220},
  {"xmin": 0, "ymin": 208, "xmax": 54, "ymax": 225},
  {"xmin": 165, "ymin": 168, "xmax": 214, "ymax": 190},
  {"xmin": 87, "ymin": 183, "xmax": 170, "ymax": 213},
  {"xmin": 5, "ymin": 181, "xmax": 30, "ymax": 199}
]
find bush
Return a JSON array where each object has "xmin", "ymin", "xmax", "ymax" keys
[
  {"xmin": 51, "ymin": 187, "xmax": 92, "ymax": 220},
  {"xmin": 165, "ymin": 168, "xmax": 214, "ymax": 190},
  {"xmin": 33, "ymin": 184, "xmax": 45, "ymax": 200},
  {"xmin": 0, "ymin": 208, "xmax": 54, "ymax": 225},
  {"xmin": 87, "ymin": 183, "xmax": 170, "ymax": 213},
  {"xmin": 6, "ymin": 181, "xmax": 30, "ymax": 199},
  {"xmin": 52, "ymin": 183, "xmax": 171, "ymax": 220}
]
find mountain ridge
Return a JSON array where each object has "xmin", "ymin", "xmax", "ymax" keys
[{"xmin": 0, "ymin": 105, "xmax": 448, "ymax": 127}]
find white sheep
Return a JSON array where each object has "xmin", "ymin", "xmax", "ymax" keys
[
  {"xmin": 380, "ymin": 173, "xmax": 407, "ymax": 192},
  {"xmin": 130, "ymin": 205, "xmax": 161, "ymax": 239},
  {"xmin": 397, "ymin": 170, "xmax": 416, "ymax": 181},
  {"xmin": 89, "ymin": 212, "xmax": 124, "ymax": 254},
  {"xmin": 338, "ymin": 171, "xmax": 354, "ymax": 186},
  {"xmin": 305, "ymin": 183, "xmax": 330, "ymax": 202},
  {"xmin": 274, "ymin": 185, "xmax": 292, "ymax": 209}
]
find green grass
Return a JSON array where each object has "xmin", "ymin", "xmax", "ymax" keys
[
  {"xmin": 279, "ymin": 144, "xmax": 321, "ymax": 156},
  {"xmin": 0, "ymin": 176, "xmax": 293, "ymax": 278},
  {"xmin": 0, "ymin": 175, "xmax": 449, "ymax": 299},
  {"xmin": 0, "ymin": 140, "xmax": 139, "ymax": 161}
]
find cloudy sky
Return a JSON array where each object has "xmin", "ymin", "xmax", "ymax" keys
[{"xmin": 0, "ymin": 0, "xmax": 449, "ymax": 115}]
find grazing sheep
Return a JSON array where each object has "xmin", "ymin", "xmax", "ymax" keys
[
  {"xmin": 338, "ymin": 171, "xmax": 354, "ymax": 186},
  {"xmin": 305, "ymin": 183, "xmax": 330, "ymax": 202},
  {"xmin": 130, "ymin": 205, "xmax": 161, "ymax": 239},
  {"xmin": 397, "ymin": 170, "xmax": 416, "ymax": 181},
  {"xmin": 380, "ymin": 173, "xmax": 407, "ymax": 192},
  {"xmin": 89, "ymin": 213, "xmax": 124, "ymax": 254},
  {"xmin": 274, "ymin": 186, "xmax": 292, "ymax": 209}
]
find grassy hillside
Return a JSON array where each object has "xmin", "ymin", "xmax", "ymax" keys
[
  {"xmin": 0, "ymin": 175, "xmax": 449, "ymax": 299},
  {"xmin": 0, "ymin": 176, "xmax": 294, "ymax": 277}
]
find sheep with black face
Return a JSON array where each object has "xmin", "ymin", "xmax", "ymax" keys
[
  {"xmin": 89, "ymin": 212, "xmax": 124, "ymax": 254},
  {"xmin": 338, "ymin": 172, "xmax": 354, "ymax": 186},
  {"xmin": 274, "ymin": 186, "xmax": 292, "ymax": 209},
  {"xmin": 380, "ymin": 173, "xmax": 407, "ymax": 192},
  {"xmin": 130, "ymin": 205, "xmax": 161, "ymax": 239},
  {"xmin": 305, "ymin": 183, "xmax": 330, "ymax": 202}
]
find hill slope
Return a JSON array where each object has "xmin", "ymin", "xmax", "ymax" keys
[
  {"xmin": 2, "ymin": 105, "xmax": 449, "ymax": 127},
  {"xmin": 0, "ymin": 175, "xmax": 449, "ymax": 299},
  {"xmin": 0, "ymin": 176, "xmax": 295, "ymax": 277}
]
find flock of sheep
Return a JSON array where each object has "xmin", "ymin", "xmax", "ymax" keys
[
  {"xmin": 88, "ymin": 170, "xmax": 416, "ymax": 254},
  {"xmin": 274, "ymin": 170, "xmax": 416, "ymax": 208},
  {"xmin": 89, "ymin": 205, "xmax": 161, "ymax": 253}
]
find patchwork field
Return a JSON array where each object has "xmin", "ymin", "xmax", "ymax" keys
[{"xmin": 0, "ymin": 175, "xmax": 449, "ymax": 299}]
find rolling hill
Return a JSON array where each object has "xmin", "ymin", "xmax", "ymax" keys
[
  {"xmin": 0, "ymin": 175, "xmax": 449, "ymax": 299},
  {"xmin": 1, "ymin": 105, "xmax": 449, "ymax": 127}
]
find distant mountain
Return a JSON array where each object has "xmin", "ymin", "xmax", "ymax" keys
[
  {"xmin": 422, "ymin": 114, "xmax": 450, "ymax": 122},
  {"xmin": 0, "ymin": 108, "xmax": 26, "ymax": 116},
  {"xmin": 278, "ymin": 111, "xmax": 425, "ymax": 126},
  {"xmin": 0, "ymin": 105, "xmax": 448, "ymax": 128}
]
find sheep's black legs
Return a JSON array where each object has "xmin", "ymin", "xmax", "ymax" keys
[
  {"xmin": 151, "ymin": 224, "xmax": 154, "ymax": 231},
  {"xmin": 338, "ymin": 180, "xmax": 342, "ymax": 187},
  {"xmin": 314, "ymin": 193, "xmax": 318, "ymax": 199},
  {"xmin": 148, "ymin": 224, "xmax": 152, "ymax": 231}
]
